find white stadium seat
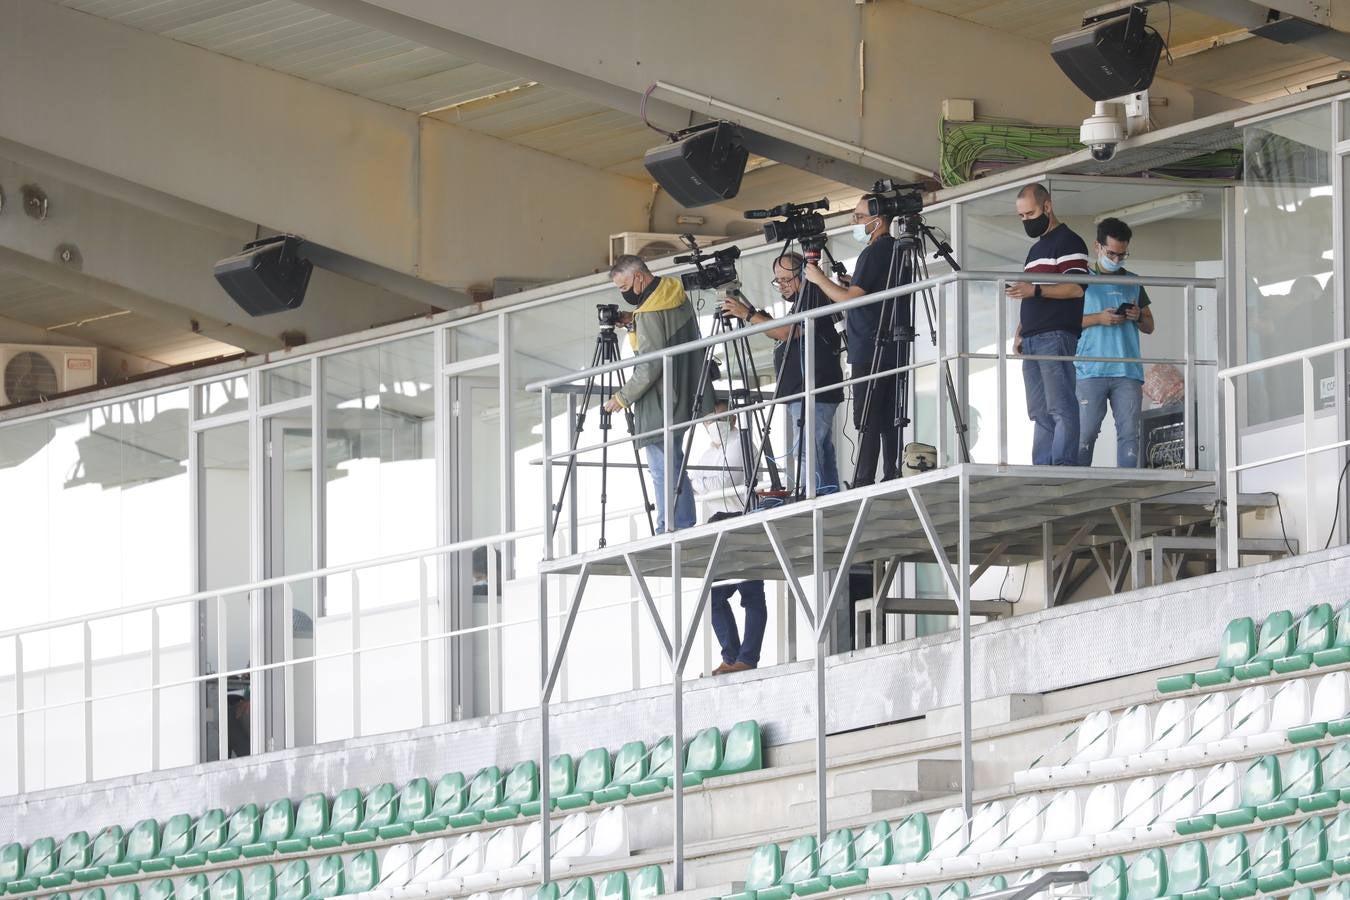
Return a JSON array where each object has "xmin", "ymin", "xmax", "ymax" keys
[
  {"xmin": 462, "ymin": 826, "xmax": 519, "ymax": 890},
  {"xmin": 1156, "ymin": 768, "xmax": 1198, "ymax": 825},
  {"xmin": 1054, "ymin": 783, "xmax": 1118, "ymax": 855},
  {"xmin": 1311, "ymin": 671, "xmax": 1350, "ymax": 724},
  {"xmin": 585, "ymin": 806, "xmax": 630, "ymax": 860},
  {"xmin": 1127, "ymin": 698, "xmax": 1190, "ymax": 770},
  {"xmin": 1195, "ymin": 761, "xmax": 1239, "ymax": 818},
  {"xmin": 1090, "ymin": 705, "xmax": 1150, "ymax": 777}
]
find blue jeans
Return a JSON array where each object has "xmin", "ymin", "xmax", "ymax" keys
[
  {"xmin": 1021, "ymin": 330, "xmax": 1080, "ymax": 466},
  {"xmin": 644, "ymin": 440, "xmax": 696, "ymax": 533},
  {"xmin": 1077, "ymin": 376, "xmax": 1142, "ymax": 467},
  {"xmin": 710, "ymin": 580, "xmax": 767, "ymax": 667},
  {"xmin": 787, "ymin": 400, "xmax": 841, "ymax": 492}
]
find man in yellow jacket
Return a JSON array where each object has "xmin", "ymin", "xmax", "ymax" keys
[{"xmin": 604, "ymin": 255, "xmax": 711, "ymax": 532}]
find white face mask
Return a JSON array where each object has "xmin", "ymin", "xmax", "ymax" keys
[
  {"xmin": 851, "ymin": 219, "xmax": 875, "ymax": 243},
  {"xmin": 706, "ymin": 420, "xmax": 733, "ymax": 446}
]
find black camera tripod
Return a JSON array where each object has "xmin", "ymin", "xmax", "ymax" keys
[
  {"xmin": 549, "ymin": 318, "xmax": 656, "ymax": 549},
  {"xmin": 855, "ymin": 216, "xmax": 971, "ymax": 474},
  {"xmin": 673, "ymin": 291, "xmax": 786, "ymax": 513}
]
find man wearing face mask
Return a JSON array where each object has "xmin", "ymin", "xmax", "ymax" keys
[
  {"xmin": 1076, "ymin": 217, "xmax": 1155, "ymax": 467},
  {"xmin": 721, "ymin": 253, "xmax": 845, "ymax": 493},
  {"xmin": 604, "ymin": 255, "xmax": 710, "ymax": 532},
  {"xmin": 1008, "ymin": 183, "xmax": 1089, "ymax": 466},
  {"xmin": 803, "ymin": 195, "xmax": 900, "ymax": 486}
]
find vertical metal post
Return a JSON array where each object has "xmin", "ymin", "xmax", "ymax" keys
[
  {"xmin": 1224, "ymin": 375, "xmax": 1241, "ymax": 569},
  {"xmin": 954, "ymin": 280, "xmax": 970, "ymax": 458},
  {"xmin": 418, "ymin": 559, "xmax": 430, "ymax": 728},
  {"xmin": 83, "ymin": 623, "xmax": 94, "ymax": 781},
  {"xmin": 283, "ymin": 584, "xmax": 295, "ymax": 750},
  {"xmin": 663, "ymin": 356, "xmax": 674, "ymax": 534},
  {"xmin": 1183, "ymin": 285, "xmax": 1196, "ymax": 470},
  {"xmin": 812, "ymin": 507, "xmax": 828, "ymax": 845},
  {"xmin": 1041, "ymin": 522, "xmax": 1053, "ymax": 609},
  {"xmin": 1130, "ymin": 503, "xmax": 1144, "ymax": 589},
  {"xmin": 350, "ymin": 571, "xmax": 361, "ymax": 738},
  {"xmin": 670, "ymin": 540, "xmax": 685, "ymax": 889},
  {"xmin": 957, "ymin": 471, "xmax": 974, "ymax": 826},
  {"xmin": 538, "ymin": 573, "xmax": 552, "ymax": 886},
  {"xmin": 804, "ymin": 316, "xmax": 817, "ymax": 499},
  {"xmin": 936, "ymin": 283, "xmax": 948, "ymax": 466},
  {"xmin": 13, "ymin": 637, "xmax": 24, "ymax": 792},
  {"xmin": 216, "ymin": 594, "xmax": 228, "ymax": 763},
  {"xmin": 150, "ymin": 609, "xmax": 160, "ymax": 771},
  {"xmin": 996, "ymin": 279, "xmax": 1008, "ymax": 466},
  {"xmin": 1332, "ymin": 103, "xmax": 1347, "ymax": 551},
  {"xmin": 1304, "ymin": 356, "xmax": 1318, "ymax": 551}
]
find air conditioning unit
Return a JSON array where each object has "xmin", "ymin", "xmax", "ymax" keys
[
  {"xmin": 0, "ymin": 344, "xmax": 97, "ymax": 406},
  {"xmin": 609, "ymin": 232, "xmax": 729, "ymax": 265}
]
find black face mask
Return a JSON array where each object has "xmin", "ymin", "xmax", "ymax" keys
[
  {"xmin": 621, "ymin": 276, "xmax": 657, "ymax": 307},
  {"xmin": 620, "ymin": 288, "xmax": 642, "ymax": 306},
  {"xmin": 1023, "ymin": 212, "xmax": 1050, "ymax": 239}
]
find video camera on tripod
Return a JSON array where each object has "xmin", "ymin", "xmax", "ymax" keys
[
  {"xmin": 674, "ymin": 234, "xmax": 741, "ymax": 295},
  {"xmin": 746, "ymin": 197, "xmax": 829, "ymax": 245}
]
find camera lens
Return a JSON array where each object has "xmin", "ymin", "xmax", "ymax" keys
[{"xmin": 762, "ymin": 212, "xmax": 825, "ymax": 244}]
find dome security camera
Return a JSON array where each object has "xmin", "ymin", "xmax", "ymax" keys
[{"xmin": 1081, "ymin": 101, "xmax": 1125, "ymax": 163}]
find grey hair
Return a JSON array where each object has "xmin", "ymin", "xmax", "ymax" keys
[
  {"xmin": 609, "ymin": 255, "xmax": 652, "ymax": 279},
  {"xmin": 1018, "ymin": 183, "xmax": 1051, "ymax": 204}
]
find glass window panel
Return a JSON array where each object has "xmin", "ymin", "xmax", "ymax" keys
[
  {"xmin": 262, "ymin": 362, "xmax": 311, "ymax": 405},
  {"xmin": 197, "ymin": 376, "xmax": 249, "ymax": 418},
  {"xmin": 448, "ymin": 317, "xmax": 499, "ymax": 362}
]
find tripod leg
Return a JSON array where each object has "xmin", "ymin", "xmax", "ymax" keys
[
  {"xmin": 613, "ymin": 365, "xmax": 657, "ymax": 536},
  {"xmin": 550, "ymin": 339, "xmax": 606, "ymax": 538},
  {"xmin": 673, "ymin": 318, "xmax": 726, "ymax": 504}
]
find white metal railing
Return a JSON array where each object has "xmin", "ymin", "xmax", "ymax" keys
[
  {"xmin": 1220, "ymin": 336, "xmax": 1350, "ymax": 558},
  {"xmin": 532, "ymin": 268, "xmax": 1222, "ymax": 557}
]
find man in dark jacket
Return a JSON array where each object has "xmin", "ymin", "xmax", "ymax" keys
[{"xmin": 604, "ymin": 255, "xmax": 711, "ymax": 532}]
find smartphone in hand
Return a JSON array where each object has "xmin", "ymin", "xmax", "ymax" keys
[{"xmin": 1114, "ymin": 302, "xmax": 1135, "ymax": 316}]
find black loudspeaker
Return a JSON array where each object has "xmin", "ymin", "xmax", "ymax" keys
[
  {"xmin": 644, "ymin": 122, "xmax": 749, "ymax": 208},
  {"xmin": 1050, "ymin": 8, "xmax": 1164, "ymax": 102},
  {"xmin": 213, "ymin": 235, "xmax": 313, "ymax": 317}
]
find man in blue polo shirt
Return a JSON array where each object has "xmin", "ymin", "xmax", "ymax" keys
[
  {"xmin": 1008, "ymin": 183, "xmax": 1089, "ymax": 466},
  {"xmin": 1076, "ymin": 217, "xmax": 1155, "ymax": 467}
]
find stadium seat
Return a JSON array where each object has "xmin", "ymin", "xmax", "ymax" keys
[
  {"xmin": 555, "ymin": 811, "xmax": 592, "ymax": 860},
  {"xmin": 275, "ymin": 859, "xmax": 309, "ymax": 900},
  {"xmin": 1235, "ymin": 610, "xmax": 1297, "ymax": 680},
  {"xmin": 1016, "ymin": 709, "xmax": 1112, "ymax": 789},
  {"xmin": 1093, "ymin": 706, "xmax": 1152, "ymax": 778},
  {"xmin": 179, "ymin": 873, "xmax": 209, "ymax": 900},
  {"xmin": 964, "ymin": 801, "xmax": 1007, "ymax": 857},
  {"xmin": 1322, "ymin": 741, "xmax": 1350, "ymax": 805},
  {"xmin": 594, "ymin": 742, "xmax": 647, "ymax": 804},
  {"xmin": 1210, "ymin": 687, "xmax": 1273, "ymax": 756},
  {"xmin": 631, "ymin": 865, "xmax": 664, "ymax": 900},
  {"xmin": 893, "ymin": 813, "xmax": 931, "ymax": 866},
  {"xmin": 530, "ymin": 884, "xmax": 560, "ymax": 900},
  {"xmin": 1291, "ymin": 673, "xmax": 1350, "ymax": 743},
  {"xmin": 979, "ymin": 796, "xmax": 1038, "ymax": 867},
  {"xmin": 1314, "ymin": 602, "xmax": 1350, "ymax": 667},
  {"xmin": 522, "ymin": 755, "xmax": 574, "ymax": 816},
  {"xmin": 722, "ymin": 843, "xmax": 781, "ymax": 900},
  {"xmin": 415, "ymin": 773, "xmax": 466, "ymax": 833},
  {"xmin": 244, "ymin": 863, "xmax": 275, "ymax": 900},
  {"xmin": 628, "ymin": 740, "xmax": 675, "ymax": 798},
  {"xmin": 1117, "ymin": 777, "xmax": 1162, "ymax": 843},
  {"xmin": 381, "ymin": 836, "xmax": 430, "ymax": 889},
  {"xmin": 74, "ymin": 826, "xmax": 124, "ymax": 882},
  {"xmin": 597, "ymin": 871, "xmax": 629, "ymax": 900},
  {"xmin": 345, "ymin": 783, "xmax": 398, "ymax": 843},
  {"xmin": 242, "ymin": 799, "xmax": 293, "ymax": 858},
  {"xmin": 144, "ymin": 879, "xmax": 174, "ymax": 900},
  {"xmin": 1125, "ymin": 847, "xmax": 1167, "ymax": 900},
  {"xmin": 487, "ymin": 762, "xmax": 540, "ymax": 822},
  {"xmin": 1290, "ymin": 815, "xmax": 1332, "ymax": 883},
  {"xmin": 1161, "ymin": 617, "xmax": 1257, "ymax": 692},
  {"xmin": 1016, "ymin": 790, "xmax": 1079, "ymax": 860},
  {"xmin": 1206, "ymin": 832, "xmax": 1253, "ymax": 897},
  {"xmin": 1177, "ymin": 762, "xmax": 1239, "ymax": 834},
  {"xmin": 1275, "ymin": 604, "xmax": 1336, "ymax": 673},
  {"xmin": 1088, "ymin": 855, "xmax": 1126, "ymax": 900},
  {"xmin": 108, "ymin": 819, "xmax": 160, "ymax": 877},
  {"xmin": 796, "ymin": 828, "xmax": 864, "ymax": 893},
  {"xmin": 348, "ymin": 848, "xmax": 379, "ymax": 892},
  {"xmin": 207, "ymin": 804, "xmax": 261, "ymax": 863},
  {"xmin": 211, "ymin": 868, "xmax": 243, "ymax": 900},
  {"xmin": 684, "ymin": 727, "xmax": 723, "ymax": 785},
  {"xmin": 1213, "ymin": 755, "xmax": 1281, "ymax": 827},
  {"xmin": 1175, "ymin": 693, "xmax": 1230, "ymax": 765},
  {"xmin": 719, "ymin": 721, "xmax": 763, "ymax": 775},
  {"xmin": 446, "ymin": 831, "xmax": 485, "ymax": 884},
  {"xmin": 1330, "ymin": 810, "xmax": 1350, "ymax": 875},
  {"xmin": 1157, "ymin": 768, "xmax": 1199, "ymax": 826},
  {"xmin": 928, "ymin": 808, "xmax": 968, "ymax": 863},
  {"xmin": 310, "ymin": 790, "xmax": 361, "ymax": 851},
  {"xmin": 563, "ymin": 876, "xmax": 595, "ymax": 900},
  {"xmin": 276, "ymin": 794, "xmax": 328, "ymax": 853},
  {"xmin": 1057, "ymin": 784, "xmax": 1119, "ymax": 855},
  {"xmin": 1252, "ymin": 824, "xmax": 1293, "ymax": 892},
  {"xmin": 769, "ymin": 836, "xmax": 818, "ymax": 900},
  {"xmin": 856, "ymin": 820, "xmax": 894, "ymax": 869},
  {"xmin": 584, "ymin": 806, "xmax": 630, "ymax": 860},
  {"xmin": 935, "ymin": 882, "xmax": 967, "ymax": 900},
  {"xmin": 379, "ymin": 777, "xmax": 432, "ymax": 838},
  {"xmin": 449, "ymin": 768, "xmax": 503, "ymax": 828},
  {"xmin": 558, "ymin": 748, "xmax": 612, "ymax": 810},
  {"xmin": 0, "ymin": 842, "xmax": 22, "ymax": 891},
  {"xmin": 41, "ymin": 831, "xmax": 91, "ymax": 888},
  {"xmin": 311, "ymin": 855, "xmax": 343, "ymax": 898},
  {"xmin": 1129, "ymin": 698, "xmax": 1191, "ymax": 770},
  {"xmin": 1165, "ymin": 840, "xmax": 1208, "ymax": 898},
  {"xmin": 175, "ymin": 809, "xmax": 227, "ymax": 867},
  {"xmin": 80, "ymin": 890, "xmax": 107, "ymax": 900}
]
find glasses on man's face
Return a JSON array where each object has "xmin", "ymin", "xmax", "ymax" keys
[
  {"xmin": 771, "ymin": 275, "xmax": 798, "ymax": 287},
  {"xmin": 850, "ymin": 212, "xmax": 873, "ymax": 223},
  {"xmin": 1101, "ymin": 249, "xmax": 1129, "ymax": 262}
]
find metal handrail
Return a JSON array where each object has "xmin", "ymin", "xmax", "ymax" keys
[{"xmin": 1218, "ymin": 334, "xmax": 1350, "ymax": 379}]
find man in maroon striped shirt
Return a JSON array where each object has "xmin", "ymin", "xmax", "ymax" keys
[{"xmin": 1007, "ymin": 184, "xmax": 1089, "ymax": 465}]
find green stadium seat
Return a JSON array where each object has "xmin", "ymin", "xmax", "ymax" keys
[
  {"xmin": 718, "ymin": 721, "xmax": 763, "ymax": 776},
  {"xmin": 1216, "ymin": 756, "xmax": 1280, "ymax": 828},
  {"xmin": 1126, "ymin": 848, "xmax": 1167, "ymax": 900},
  {"xmin": 1182, "ymin": 617, "xmax": 1258, "ymax": 690},
  {"xmin": 1259, "ymin": 748, "xmax": 1322, "ymax": 819},
  {"xmin": 347, "ymin": 849, "xmax": 378, "ymax": 893},
  {"xmin": 724, "ymin": 843, "xmax": 782, "ymax": 900},
  {"xmin": 447, "ymin": 767, "xmax": 501, "ymax": 828},
  {"xmin": 974, "ymin": 876, "xmax": 1006, "ymax": 894},
  {"xmin": 522, "ymin": 755, "xmax": 574, "ymax": 816},
  {"xmin": 379, "ymin": 777, "xmax": 433, "ymax": 838},
  {"xmin": 1331, "ymin": 810, "xmax": 1350, "ymax": 875},
  {"xmin": 0, "ymin": 842, "xmax": 22, "ymax": 890},
  {"xmin": 812, "ymin": 828, "xmax": 867, "ymax": 891},
  {"xmin": 1325, "ymin": 882, "xmax": 1350, "ymax": 900},
  {"xmin": 685, "ymin": 727, "xmax": 723, "ymax": 783},
  {"xmin": 893, "ymin": 813, "xmax": 930, "ymax": 865},
  {"xmin": 1090, "ymin": 856, "xmax": 1127, "ymax": 900},
  {"xmin": 765, "ymin": 836, "xmax": 816, "ymax": 900},
  {"xmin": 74, "ymin": 825, "xmax": 125, "ymax": 882},
  {"xmin": 143, "ymin": 878, "xmax": 174, "ymax": 900},
  {"xmin": 629, "ymin": 740, "xmax": 674, "ymax": 798},
  {"xmin": 413, "ymin": 773, "xmax": 464, "ymax": 833},
  {"xmin": 41, "ymin": 831, "xmax": 91, "ymax": 888},
  {"xmin": 1252, "ymin": 824, "xmax": 1293, "ymax": 893},
  {"xmin": 558, "ymin": 748, "xmax": 612, "ymax": 810},
  {"xmin": 110, "ymin": 886, "xmax": 138, "ymax": 900},
  {"xmin": 174, "ymin": 809, "xmax": 226, "ymax": 867},
  {"xmin": 632, "ymin": 865, "xmax": 664, "ymax": 900},
  {"xmin": 343, "ymin": 783, "xmax": 397, "ymax": 843},
  {"xmin": 594, "ymin": 742, "xmax": 648, "ymax": 804},
  {"xmin": 1235, "ymin": 610, "xmax": 1296, "ymax": 680},
  {"xmin": 486, "ymin": 762, "xmax": 539, "ymax": 822},
  {"xmin": 207, "ymin": 804, "xmax": 260, "ymax": 863},
  {"xmin": 1207, "ymin": 832, "xmax": 1254, "ymax": 898},
  {"xmin": 935, "ymin": 882, "xmax": 968, "ymax": 900},
  {"xmin": 7, "ymin": 835, "xmax": 57, "ymax": 894},
  {"xmin": 180, "ymin": 874, "xmax": 209, "ymax": 900},
  {"xmin": 564, "ymin": 876, "xmax": 596, "ymax": 900},
  {"xmin": 108, "ymin": 819, "xmax": 160, "ymax": 877},
  {"xmin": 275, "ymin": 794, "xmax": 327, "ymax": 854},
  {"xmin": 532, "ymin": 884, "xmax": 561, "ymax": 900},
  {"xmin": 141, "ymin": 816, "xmax": 190, "ymax": 874},
  {"xmin": 1165, "ymin": 840, "xmax": 1210, "ymax": 899},
  {"xmin": 1275, "ymin": 604, "xmax": 1336, "ymax": 673},
  {"xmin": 1290, "ymin": 815, "xmax": 1331, "ymax": 883},
  {"xmin": 310, "ymin": 855, "xmax": 343, "ymax": 898},
  {"xmin": 210, "ymin": 869, "xmax": 243, "ymax": 900},
  {"xmin": 855, "ymin": 821, "xmax": 893, "ymax": 869},
  {"xmin": 1314, "ymin": 602, "xmax": 1350, "ymax": 667},
  {"xmin": 244, "ymin": 864, "xmax": 274, "ymax": 900},
  {"xmin": 898, "ymin": 891, "xmax": 928, "ymax": 900},
  {"xmin": 1322, "ymin": 741, "xmax": 1350, "ymax": 804},
  {"xmin": 309, "ymin": 790, "xmax": 360, "ymax": 850},
  {"xmin": 275, "ymin": 859, "xmax": 308, "ymax": 900},
  {"xmin": 242, "ymin": 799, "xmax": 294, "ymax": 858},
  {"xmin": 79, "ymin": 889, "xmax": 106, "ymax": 900},
  {"xmin": 598, "ymin": 872, "xmax": 630, "ymax": 900}
]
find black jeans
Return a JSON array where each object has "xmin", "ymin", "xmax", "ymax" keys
[{"xmin": 851, "ymin": 352, "xmax": 903, "ymax": 486}]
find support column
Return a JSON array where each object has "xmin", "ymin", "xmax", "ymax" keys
[
  {"xmin": 812, "ymin": 508, "xmax": 828, "ymax": 846},
  {"xmin": 957, "ymin": 472, "xmax": 974, "ymax": 826},
  {"xmin": 671, "ymin": 539, "xmax": 685, "ymax": 890}
]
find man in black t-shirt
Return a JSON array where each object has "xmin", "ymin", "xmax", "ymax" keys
[
  {"xmin": 804, "ymin": 194, "xmax": 903, "ymax": 486},
  {"xmin": 722, "ymin": 253, "xmax": 845, "ymax": 492}
]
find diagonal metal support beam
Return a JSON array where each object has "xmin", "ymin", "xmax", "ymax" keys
[
  {"xmin": 676, "ymin": 532, "xmax": 727, "ymax": 675},
  {"xmin": 625, "ymin": 554, "xmax": 673, "ymax": 660},
  {"xmin": 815, "ymin": 497, "xmax": 873, "ymax": 641},
  {"xmin": 908, "ymin": 486, "xmax": 960, "ymax": 600},
  {"xmin": 970, "ymin": 540, "xmax": 1008, "ymax": 585},
  {"xmin": 762, "ymin": 521, "xmax": 816, "ymax": 631},
  {"xmin": 542, "ymin": 564, "xmax": 590, "ymax": 703}
]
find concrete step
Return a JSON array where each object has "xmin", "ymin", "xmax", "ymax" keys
[
  {"xmin": 927, "ymin": 693, "xmax": 1043, "ymax": 736},
  {"xmin": 833, "ymin": 757, "xmax": 963, "ymax": 797},
  {"xmin": 788, "ymin": 788, "xmax": 924, "ymax": 823}
]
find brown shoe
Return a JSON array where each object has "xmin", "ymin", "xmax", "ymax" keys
[
  {"xmin": 712, "ymin": 661, "xmax": 733, "ymax": 675},
  {"xmin": 724, "ymin": 661, "xmax": 754, "ymax": 673}
]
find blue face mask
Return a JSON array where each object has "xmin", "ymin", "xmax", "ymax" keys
[{"xmin": 1098, "ymin": 253, "xmax": 1123, "ymax": 273}]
